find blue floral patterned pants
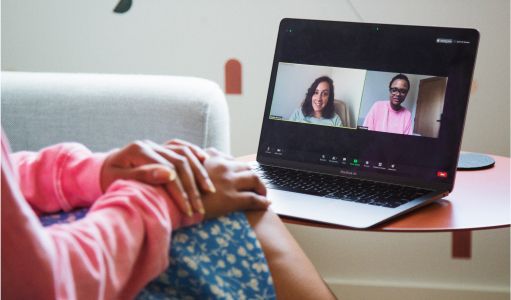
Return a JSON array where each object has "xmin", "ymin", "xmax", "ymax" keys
[{"xmin": 41, "ymin": 210, "xmax": 276, "ymax": 299}]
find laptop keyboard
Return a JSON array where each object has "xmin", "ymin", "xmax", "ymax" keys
[{"xmin": 253, "ymin": 164, "xmax": 431, "ymax": 208}]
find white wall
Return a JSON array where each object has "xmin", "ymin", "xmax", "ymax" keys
[
  {"xmin": 289, "ymin": 226, "xmax": 510, "ymax": 300},
  {"xmin": 2, "ymin": 0, "xmax": 509, "ymax": 299}
]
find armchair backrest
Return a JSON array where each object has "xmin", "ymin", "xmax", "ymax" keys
[
  {"xmin": 333, "ymin": 99, "xmax": 350, "ymax": 127},
  {"xmin": 2, "ymin": 72, "xmax": 230, "ymax": 153}
]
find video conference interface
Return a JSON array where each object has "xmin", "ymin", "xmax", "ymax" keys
[
  {"xmin": 262, "ymin": 62, "xmax": 451, "ymax": 178},
  {"xmin": 269, "ymin": 62, "xmax": 448, "ymax": 139}
]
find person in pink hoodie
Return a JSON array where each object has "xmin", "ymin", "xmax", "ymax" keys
[
  {"xmin": 1, "ymin": 130, "xmax": 335, "ymax": 299},
  {"xmin": 363, "ymin": 74, "xmax": 413, "ymax": 135},
  {"xmin": 1, "ymin": 128, "xmax": 271, "ymax": 298}
]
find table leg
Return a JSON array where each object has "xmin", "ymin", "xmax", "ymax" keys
[{"xmin": 452, "ymin": 230, "xmax": 471, "ymax": 259}]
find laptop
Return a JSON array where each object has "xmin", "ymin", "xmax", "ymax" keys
[{"xmin": 252, "ymin": 18, "xmax": 479, "ymax": 228}]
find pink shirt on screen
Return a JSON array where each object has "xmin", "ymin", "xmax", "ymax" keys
[
  {"xmin": 1, "ymin": 131, "xmax": 202, "ymax": 299},
  {"xmin": 362, "ymin": 101, "xmax": 413, "ymax": 135}
]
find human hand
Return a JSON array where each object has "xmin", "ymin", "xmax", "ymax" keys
[
  {"xmin": 101, "ymin": 140, "xmax": 216, "ymax": 216},
  {"xmin": 201, "ymin": 149, "xmax": 271, "ymax": 219}
]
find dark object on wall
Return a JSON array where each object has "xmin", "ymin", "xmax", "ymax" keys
[
  {"xmin": 114, "ymin": 0, "xmax": 132, "ymax": 13},
  {"xmin": 457, "ymin": 152, "xmax": 495, "ymax": 170},
  {"xmin": 225, "ymin": 59, "xmax": 242, "ymax": 95}
]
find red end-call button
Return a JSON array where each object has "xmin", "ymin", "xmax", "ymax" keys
[{"xmin": 437, "ymin": 171, "xmax": 448, "ymax": 178}]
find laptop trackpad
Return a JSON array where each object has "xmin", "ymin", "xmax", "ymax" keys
[{"xmin": 266, "ymin": 188, "xmax": 386, "ymax": 228}]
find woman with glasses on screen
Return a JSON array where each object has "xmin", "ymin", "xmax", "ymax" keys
[
  {"xmin": 289, "ymin": 76, "xmax": 343, "ymax": 127},
  {"xmin": 363, "ymin": 73, "xmax": 413, "ymax": 135}
]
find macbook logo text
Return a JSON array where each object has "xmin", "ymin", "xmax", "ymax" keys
[{"xmin": 340, "ymin": 170, "xmax": 357, "ymax": 176}]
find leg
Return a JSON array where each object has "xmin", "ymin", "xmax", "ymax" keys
[{"xmin": 245, "ymin": 210, "xmax": 336, "ymax": 300}]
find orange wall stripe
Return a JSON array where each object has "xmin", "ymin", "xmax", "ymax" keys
[{"xmin": 225, "ymin": 59, "xmax": 242, "ymax": 94}]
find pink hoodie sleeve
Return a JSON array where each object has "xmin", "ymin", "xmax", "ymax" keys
[
  {"xmin": 2, "ymin": 132, "xmax": 202, "ymax": 299},
  {"xmin": 47, "ymin": 180, "xmax": 180, "ymax": 299},
  {"xmin": 10, "ymin": 143, "xmax": 107, "ymax": 214}
]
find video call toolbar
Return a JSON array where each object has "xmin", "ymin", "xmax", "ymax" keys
[{"xmin": 264, "ymin": 145, "xmax": 399, "ymax": 172}]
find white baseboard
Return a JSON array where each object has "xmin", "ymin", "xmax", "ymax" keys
[{"xmin": 325, "ymin": 278, "xmax": 510, "ymax": 300}]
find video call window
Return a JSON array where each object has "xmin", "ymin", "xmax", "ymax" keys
[
  {"xmin": 358, "ymin": 71, "xmax": 447, "ymax": 138},
  {"xmin": 268, "ymin": 63, "xmax": 447, "ymax": 138},
  {"xmin": 269, "ymin": 63, "xmax": 365, "ymax": 129}
]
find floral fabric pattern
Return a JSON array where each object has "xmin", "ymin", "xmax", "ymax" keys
[{"xmin": 40, "ymin": 210, "xmax": 276, "ymax": 300}]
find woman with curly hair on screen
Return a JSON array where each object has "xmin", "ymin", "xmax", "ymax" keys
[{"xmin": 289, "ymin": 76, "xmax": 343, "ymax": 127}]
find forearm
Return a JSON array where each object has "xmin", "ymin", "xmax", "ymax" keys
[
  {"xmin": 3, "ymin": 161, "xmax": 205, "ymax": 300},
  {"xmin": 47, "ymin": 181, "xmax": 171, "ymax": 299},
  {"xmin": 11, "ymin": 143, "xmax": 106, "ymax": 213},
  {"xmin": 245, "ymin": 210, "xmax": 336, "ymax": 300}
]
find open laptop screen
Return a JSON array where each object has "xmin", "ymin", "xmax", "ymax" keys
[{"xmin": 257, "ymin": 19, "xmax": 479, "ymax": 191}]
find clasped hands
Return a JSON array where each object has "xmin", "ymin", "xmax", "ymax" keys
[{"xmin": 100, "ymin": 139, "xmax": 270, "ymax": 219}]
